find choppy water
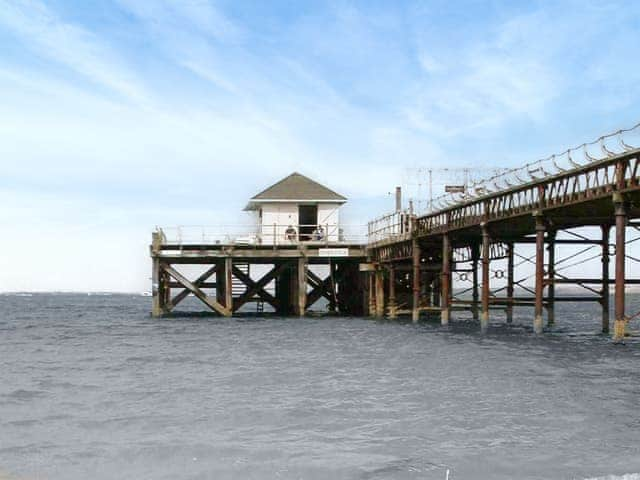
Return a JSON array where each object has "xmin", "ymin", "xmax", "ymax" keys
[{"xmin": 2, "ymin": 293, "xmax": 640, "ymax": 480}]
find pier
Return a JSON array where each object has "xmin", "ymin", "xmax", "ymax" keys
[
  {"xmin": 151, "ymin": 124, "xmax": 640, "ymax": 341},
  {"xmin": 151, "ymin": 173, "xmax": 368, "ymax": 317},
  {"xmin": 367, "ymin": 123, "xmax": 640, "ymax": 341}
]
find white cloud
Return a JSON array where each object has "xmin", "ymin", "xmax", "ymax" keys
[{"xmin": 0, "ymin": 0, "xmax": 149, "ymax": 103}]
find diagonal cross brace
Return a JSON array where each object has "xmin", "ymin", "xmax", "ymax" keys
[
  {"xmin": 163, "ymin": 264, "xmax": 231, "ymax": 316},
  {"xmin": 170, "ymin": 264, "xmax": 219, "ymax": 310},
  {"xmin": 306, "ymin": 269, "xmax": 334, "ymax": 307},
  {"xmin": 232, "ymin": 263, "xmax": 286, "ymax": 310}
]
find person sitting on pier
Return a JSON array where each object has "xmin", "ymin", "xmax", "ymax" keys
[
  {"xmin": 285, "ymin": 225, "xmax": 297, "ymax": 242},
  {"xmin": 312, "ymin": 225, "xmax": 325, "ymax": 241}
]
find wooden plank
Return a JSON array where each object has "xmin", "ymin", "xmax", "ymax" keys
[{"xmin": 162, "ymin": 264, "xmax": 231, "ymax": 316}]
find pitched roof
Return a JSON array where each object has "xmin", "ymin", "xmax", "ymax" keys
[{"xmin": 249, "ymin": 172, "xmax": 347, "ymax": 202}]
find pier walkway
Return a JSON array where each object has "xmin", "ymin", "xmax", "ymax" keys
[{"xmin": 367, "ymin": 123, "xmax": 640, "ymax": 340}]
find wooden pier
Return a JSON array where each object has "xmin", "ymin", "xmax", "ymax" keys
[
  {"xmin": 150, "ymin": 234, "xmax": 367, "ymax": 317},
  {"xmin": 150, "ymin": 124, "xmax": 640, "ymax": 341}
]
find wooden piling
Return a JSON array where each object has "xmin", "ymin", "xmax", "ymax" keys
[
  {"xmin": 375, "ymin": 269, "xmax": 385, "ymax": 318},
  {"xmin": 368, "ymin": 271, "xmax": 376, "ymax": 317},
  {"xmin": 296, "ymin": 256, "xmax": 307, "ymax": 317},
  {"xmin": 224, "ymin": 257, "xmax": 233, "ymax": 315},
  {"xmin": 506, "ymin": 241, "xmax": 514, "ymax": 323}
]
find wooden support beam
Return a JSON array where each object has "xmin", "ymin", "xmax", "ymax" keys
[
  {"xmin": 368, "ymin": 271, "xmax": 376, "ymax": 317},
  {"xmin": 296, "ymin": 257, "xmax": 307, "ymax": 316},
  {"xmin": 375, "ymin": 269, "xmax": 385, "ymax": 317},
  {"xmin": 232, "ymin": 264, "xmax": 282, "ymax": 310},
  {"xmin": 151, "ymin": 256, "xmax": 163, "ymax": 317},
  {"xmin": 162, "ymin": 264, "xmax": 231, "ymax": 316},
  {"xmin": 481, "ymin": 223, "xmax": 490, "ymax": 331},
  {"xmin": 224, "ymin": 257, "xmax": 233, "ymax": 312},
  {"xmin": 440, "ymin": 235, "xmax": 450, "ymax": 325},
  {"xmin": 170, "ymin": 265, "xmax": 218, "ymax": 310},
  {"xmin": 306, "ymin": 268, "xmax": 341, "ymax": 307},
  {"xmin": 534, "ymin": 214, "xmax": 545, "ymax": 334}
]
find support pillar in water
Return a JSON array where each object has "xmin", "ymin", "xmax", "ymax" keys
[
  {"xmin": 546, "ymin": 228, "xmax": 556, "ymax": 327},
  {"xmin": 506, "ymin": 242, "xmax": 514, "ymax": 324},
  {"xmin": 441, "ymin": 234, "xmax": 451, "ymax": 325},
  {"xmin": 375, "ymin": 269, "xmax": 385, "ymax": 318},
  {"xmin": 296, "ymin": 256, "xmax": 307, "ymax": 317},
  {"xmin": 412, "ymin": 238, "xmax": 421, "ymax": 323},
  {"xmin": 480, "ymin": 223, "xmax": 490, "ymax": 332},
  {"xmin": 534, "ymin": 214, "xmax": 545, "ymax": 334},
  {"xmin": 601, "ymin": 225, "xmax": 611, "ymax": 334},
  {"xmin": 471, "ymin": 242, "xmax": 479, "ymax": 321},
  {"xmin": 368, "ymin": 270, "xmax": 376, "ymax": 317},
  {"xmin": 613, "ymin": 195, "xmax": 627, "ymax": 342},
  {"xmin": 387, "ymin": 265, "xmax": 397, "ymax": 319}
]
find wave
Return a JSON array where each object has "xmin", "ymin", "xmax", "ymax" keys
[{"xmin": 582, "ymin": 474, "xmax": 640, "ymax": 480}]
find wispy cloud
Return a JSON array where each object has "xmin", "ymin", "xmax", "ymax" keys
[{"xmin": 0, "ymin": 0, "xmax": 148, "ymax": 103}]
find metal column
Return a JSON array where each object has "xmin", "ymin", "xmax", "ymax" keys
[
  {"xmin": 471, "ymin": 242, "xmax": 479, "ymax": 321},
  {"xmin": 412, "ymin": 238, "xmax": 421, "ymax": 323},
  {"xmin": 441, "ymin": 234, "xmax": 451, "ymax": 325},
  {"xmin": 534, "ymin": 215, "xmax": 545, "ymax": 334},
  {"xmin": 601, "ymin": 225, "xmax": 610, "ymax": 334},
  {"xmin": 613, "ymin": 197, "xmax": 627, "ymax": 342},
  {"xmin": 480, "ymin": 223, "xmax": 490, "ymax": 331},
  {"xmin": 546, "ymin": 229, "xmax": 556, "ymax": 327},
  {"xmin": 506, "ymin": 242, "xmax": 514, "ymax": 323}
]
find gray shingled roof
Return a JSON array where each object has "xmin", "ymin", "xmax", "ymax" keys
[{"xmin": 249, "ymin": 172, "xmax": 346, "ymax": 202}]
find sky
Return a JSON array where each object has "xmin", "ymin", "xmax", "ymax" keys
[{"xmin": 1, "ymin": 0, "xmax": 640, "ymax": 292}]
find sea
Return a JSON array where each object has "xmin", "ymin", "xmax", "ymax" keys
[{"xmin": 1, "ymin": 293, "xmax": 640, "ymax": 480}]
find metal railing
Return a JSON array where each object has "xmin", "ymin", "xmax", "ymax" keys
[
  {"xmin": 368, "ymin": 121, "xmax": 640, "ymax": 245},
  {"xmin": 156, "ymin": 224, "xmax": 368, "ymax": 247}
]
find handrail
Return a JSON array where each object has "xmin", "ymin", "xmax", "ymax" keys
[{"xmin": 368, "ymin": 121, "xmax": 640, "ymax": 245}]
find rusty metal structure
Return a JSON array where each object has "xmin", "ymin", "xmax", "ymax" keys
[{"xmin": 367, "ymin": 122, "xmax": 640, "ymax": 341}]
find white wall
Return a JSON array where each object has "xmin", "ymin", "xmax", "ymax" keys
[
  {"xmin": 259, "ymin": 203, "xmax": 298, "ymax": 245},
  {"xmin": 257, "ymin": 202, "xmax": 342, "ymax": 244},
  {"xmin": 317, "ymin": 203, "xmax": 340, "ymax": 241}
]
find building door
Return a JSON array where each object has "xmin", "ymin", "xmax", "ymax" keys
[{"xmin": 298, "ymin": 205, "xmax": 317, "ymax": 241}]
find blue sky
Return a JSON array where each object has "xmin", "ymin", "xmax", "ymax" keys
[{"xmin": 1, "ymin": 0, "xmax": 640, "ymax": 291}]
